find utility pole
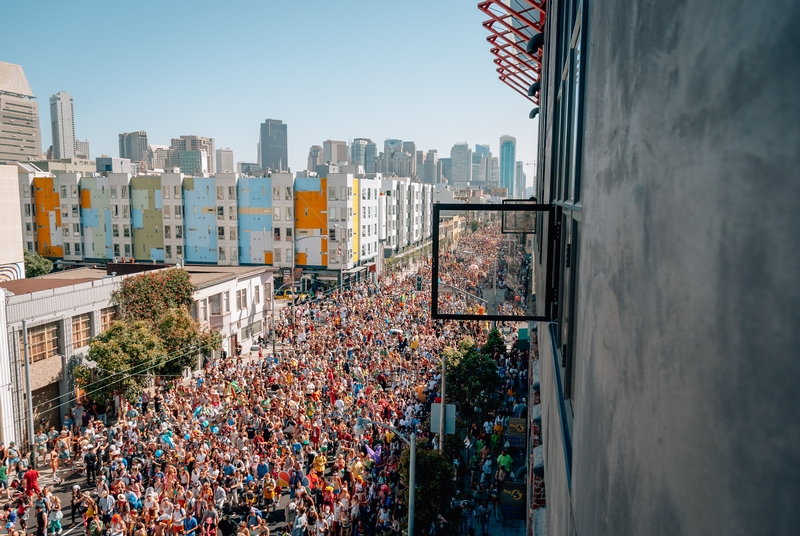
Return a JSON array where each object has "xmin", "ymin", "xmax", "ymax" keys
[
  {"xmin": 21, "ymin": 321, "xmax": 35, "ymax": 469},
  {"xmin": 439, "ymin": 356, "xmax": 446, "ymax": 453}
]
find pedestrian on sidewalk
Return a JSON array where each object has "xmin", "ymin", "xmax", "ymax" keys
[{"xmin": 476, "ymin": 499, "xmax": 492, "ymax": 536}]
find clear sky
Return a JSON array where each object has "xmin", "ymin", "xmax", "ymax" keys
[{"xmin": 3, "ymin": 0, "xmax": 538, "ymax": 182}]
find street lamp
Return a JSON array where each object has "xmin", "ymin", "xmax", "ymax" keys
[{"xmin": 354, "ymin": 417, "xmax": 416, "ymax": 536}]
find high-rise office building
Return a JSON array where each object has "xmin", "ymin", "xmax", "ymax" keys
[
  {"xmin": 490, "ymin": 157, "xmax": 499, "ymax": 183},
  {"xmin": 0, "ymin": 62, "xmax": 41, "ymax": 163},
  {"xmin": 515, "ymin": 161, "xmax": 526, "ymax": 198},
  {"xmin": 307, "ymin": 145, "xmax": 323, "ymax": 171},
  {"xmin": 323, "ymin": 140, "xmax": 348, "ymax": 165},
  {"xmin": 475, "ymin": 144, "xmax": 493, "ymax": 184},
  {"xmin": 259, "ymin": 119, "xmax": 287, "ymax": 172},
  {"xmin": 351, "ymin": 138, "xmax": 370, "ymax": 167},
  {"xmin": 75, "ymin": 139, "xmax": 90, "ymax": 159},
  {"xmin": 472, "ymin": 153, "xmax": 486, "ymax": 184},
  {"xmin": 364, "ymin": 141, "xmax": 377, "ymax": 173},
  {"xmin": 499, "ymin": 135, "xmax": 516, "ymax": 195},
  {"xmin": 49, "ymin": 92, "xmax": 75, "ymax": 160},
  {"xmin": 402, "ymin": 141, "xmax": 417, "ymax": 177},
  {"xmin": 170, "ymin": 135, "xmax": 214, "ymax": 174},
  {"xmin": 216, "ymin": 148, "xmax": 234, "ymax": 173},
  {"xmin": 422, "ymin": 150, "xmax": 439, "ymax": 184},
  {"xmin": 119, "ymin": 131, "xmax": 149, "ymax": 163},
  {"xmin": 440, "ymin": 158, "xmax": 452, "ymax": 183},
  {"xmin": 450, "ymin": 142, "xmax": 472, "ymax": 185}
]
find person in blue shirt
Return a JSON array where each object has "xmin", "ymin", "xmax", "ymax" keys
[{"xmin": 183, "ymin": 513, "xmax": 198, "ymax": 536}]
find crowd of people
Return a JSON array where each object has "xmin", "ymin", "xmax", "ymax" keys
[{"xmin": 0, "ymin": 224, "xmax": 531, "ymax": 536}]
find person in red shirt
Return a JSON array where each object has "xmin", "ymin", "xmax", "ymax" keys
[{"xmin": 23, "ymin": 467, "xmax": 40, "ymax": 496}]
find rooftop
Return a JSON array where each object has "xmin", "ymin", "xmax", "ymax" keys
[{"xmin": 0, "ymin": 61, "xmax": 34, "ymax": 98}]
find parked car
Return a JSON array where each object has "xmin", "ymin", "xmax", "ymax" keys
[{"xmin": 274, "ymin": 289, "xmax": 309, "ymax": 301}]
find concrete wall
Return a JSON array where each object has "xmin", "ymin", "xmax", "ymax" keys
[
  {"xmin": 541, "ymin": 0, "xmax": 800, "ymax": 535},
  {"xmin": 0, "ymin": 165, "xmax": 24, "ymax": 279}
]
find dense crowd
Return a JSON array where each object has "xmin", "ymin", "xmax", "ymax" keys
[{"xmin": 0, "ymin": 225, "xmax": 531, "ymax": 536}]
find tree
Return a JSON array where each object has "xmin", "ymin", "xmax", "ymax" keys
[
  {"xmin": 481, "ymin": 327, "xmax": 507, "ymax": 356},
  {"xmin": 23, "ymin": 250, "xmax": 53, "ymax": 278},
  {"xmin": 446, "ymin": 337, "xmax": 502, "ymax": 426},
  {"xmin": 112, "ymin": 268, "xmax": 195, "ymax": 323},
  {"xmin": 399, "ymin": 443, "xmax": 456, "ymax": 532},
  {"xmin": 73, "ymin": 320, "xmax": 163, "ymax": 403},
  {"xmin": 155, "ymin": 308, "xmax": 222, "ymax": 377}
]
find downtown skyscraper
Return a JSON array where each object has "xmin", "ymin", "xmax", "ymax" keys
[
  {"xmin": 0, "ymin": 62, "xmax": 41, "ymax": 162},
  {"xmin": 259, "ymin": 119, "xmax": 287, "ymax": 172},
  {"xmin": 49, "ymin": 91, "xmax": 75, "ymax": 159},
  {"xmin": 500, "ymin": 135, "xmax": 516, "ymax": 195}
]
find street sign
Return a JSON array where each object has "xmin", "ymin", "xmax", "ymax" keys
[
  {"xmin": 430, "ymin": 403, "xmax": 456, "ymax": 435},
  {"xmin": 506, "ymin": 417, "xmax": 527, "ymax": 448},
  {"xmin": 500, "ymin": 482, "xmax": 526, "ymax": 520}
]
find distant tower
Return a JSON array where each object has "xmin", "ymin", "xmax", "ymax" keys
[
  {"xmin": 119, "ymin": 131, "xmax": 149, "ymax": 162},
  {"xmin": 0, "ymin": 62, "xmax": 42, "ymax": 161},
  {"xmin": 49, "ymin": 91, "xmax": 75, "ymax": 159},
  {"xmin": 216, "ymin": 148, "xmax": 234, "ymax": 173},
  {"xmin": 259, "ymin": 119, "xmax": 288, "ymax": 172},
  {"xmin": 307, "ymin": 145, "xmax": 323, "ymax": 171},
  {"xmin": 499, "ymin": 136, "xmax": 517, "ymax": 195}
]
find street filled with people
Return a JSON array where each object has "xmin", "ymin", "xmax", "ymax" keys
[{"xmin": 0, "ymin": 224, "xmax": 532, "ymax": 536}]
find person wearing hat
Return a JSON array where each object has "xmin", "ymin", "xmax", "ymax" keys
[
  {"xmin": 97, "ymin": 490, "xmax": 114, "ymax": 525},
  {"xmin": 83, "ymin": 444, "xmax": 97, "ymax": 486}
]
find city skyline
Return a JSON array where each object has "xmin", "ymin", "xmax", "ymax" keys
[{"xmin": 0, "ymin": 0, "xmax": 536, "ymax": 180}]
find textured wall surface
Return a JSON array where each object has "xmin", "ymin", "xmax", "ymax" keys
[{"xmin": 567, "ymin": 0, "xmax": 800, "ymax": 535}]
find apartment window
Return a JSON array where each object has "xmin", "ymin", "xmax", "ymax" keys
[
  {"xmin": 286, "ymin": 207, "xmax": 292, "ymax": 220},
  {"xmin": 164, "ymin": 225, "xmax": 171, "ymax": 239},
  {"xmin": 274, "ymin": 228, "xmax": 281, "ymax": 241},
  {"xmin": 219, "ymin": 247, "xmax": 226, "ymax": 260},
  {"xmin": 287, "ymin": 248, "xmax": 292, "ymax": 262},
  {"xmin": 236, "ymin": 289, "xmax": 247, "ymax": 310},
  {"xmin": 100, "ymin": 307, "xmax": 116, "ymax": 331},
  {"xmin": 63, "ymin": 225, "xmax": 69, "ymax": 237},
  {"xmin": 74, "ymin": 243, "xmax": 81, "ymax": 255},
  {"xmin": 72, "ymin": 314, "xmax": 91, "ymax": 348},
  {"xmin": 228, "ymin": 186, "xmax": 235, "ymax": 200},
  {"xmin": 232, "ymin": 246, "xmax": 238, "ymax": 260},
  {"xmin": 174, "ymin": 185, "xmax": 181, "ymax": 198},
  {"xmin": 123, "ymin": 225, "xmax": 130, "ymax": 238},
  {"xmin": 165, "ymin": 245, "xmax": 172, "ymax": 258},
  {"xmin": 121, "ymin": 185, "xmax": 128, "ymax": 199},
  {"xmin": 275, "ymin": 206, "xmax": 283, "ymax": 221},
  {"xmin": 210, "ymin": 294, "xmax": 221, "ymax": 315},
  {"xmin": 24, "ymin": 204, "xmax": 31, "ymax": 217},
  {"xmin": 229, "ymin": 227, "xmax": 236, "ymax": 240},
  {"xmin": 285, "ymin": 186, "xmax": 292, "ymax": 200},
  {"xmin": 175, "ymin": 225, "xmax": 182, "ymax": 238},
  {"xmin": 275, "ymin": 249, "xmax": 282, "ymax": 262},
  {"xmin": 229, "ymin": 206, "xmax": 236, "ymax": 220},
  {"xmin": 216, "ymin": 186, "xmax": 224, "ymax": 200},
  {"xmin": 218, "ymin": 226, "xmax": 225, "ymax": 239},
  {"xmin": 122, "ymin": 205, "xmax": 129, "ymax": 218},
  {"xmin": 341, "ymin": 186, "xmax": 346, "ymax": 199},
  {"xmin": 25, "ymin": 222, "xmax": 32, "ymax": 235},
  {"xmin": 216, "ymin": 206, "xmax": 223, "ymax": 220},
  {"xmin": 163, "ymin": 205, "xmax": 170, "ymax": 219},
  {"xmin": 22, "ymin": 322, "xmax": 60, "ymax": 363},
  {"xmin": 72, "ymin": 205, "xmax": 79, "ymax": 218},
  {"xmin": 329, "ymin": 186, "xmax": 337, "ymax": 200},
  {"xmin": 27, "ymin": 242, "xmax": 33, "ymax": 251},
  {"xmin": 329, "ymin": 228, "xmax": 336, "ymax": 241},
  {"xmin": 113, "ymin": 244, "xmax": 120, "ymax": 256},
  {"xmin": 254, "ymin": 284, "xmax": 260, "ymax": 304},
  {"xmin": 176, "ymin": 245, "xmax": 183, "ymax": 256},
  {"xmin": 163, "ymin": 186, "xmax": 170, "ymax": 199},
  {"xmin": 111, "ymin": 205, "xmax": 119, "ymax": 218},
  {"xmin": 224, "ymin": 291, "xmax": 230, "ymax": 313},
  {"xmin": 60, "ymin": 185, "xmax": 67, "ymax": 198},
  {"xmin": 286, "ymin": 228, "xmax": 292, "ymax": 240},
  {"xmin": 200, "ymin": 299, "xmax": 208, "ymax": 321},
  {"xmin": 273, "ymin": 187, "xmax": 280, "ymax": 200},
  {"xmin": 110, "ymin": 186, "xmax": 117, "ymax": 199},
  {"xmin": 64, "ymin": 243, "xmax": 71, "ymax": 255},
  {"xmin": 174, "ymin": 205, "xmax": 181, "ymax": 219},
  {"xmin": 362, "ymin": 207, "xmax": 366, "ymax": 218},
  {"xmin": 112, "ymin": 224, "xmax": 119, "ymax": 237}
]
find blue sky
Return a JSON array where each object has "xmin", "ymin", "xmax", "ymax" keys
[{"xmin": 3, "ymin": 0, "xmax": 538, "ymax": 181}]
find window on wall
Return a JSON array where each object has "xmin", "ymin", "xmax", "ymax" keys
[
  {"xmin": 286, "ymin": 207, "xmax": 292, "ymax": 220},
  {"xmin": 164, "ymin": 226, "xmax": 171, "ymax": 239},
  {"xmin": 64, "ymin": 243, "xmax": 71, "ymax": 255},
  {"xmin": 99, "ymin": 307, "xmax": 116, "ymax": 332},
  {"xmin": 22, "ymin": 322, "xmax": 60, "ymax": 363},
  {"xmin": 163, "ymin": 186, "xmax": 170, "ymax": 199},
  {"xmin": 236, "ymin": 289, "xmax": 247, "ymax": 310},
  {"xmin": 174, "ymin": 205, "xmax": 181, "ymax": 219},
  {"xmin": 224, "ymin": 291, "xmax": 230, "ymax": 313},
  {"xmin": 274, "ymin": 207, "xmax": 281, "ymax": 221},
  {"xmin": 274, "ymin": 228, "xmax": 281, "ymax": 241},
  {"xmin": 175, "ymin": 225, "xmax": 182, "ymax": 239},
  {"xmin": 217, "ymin": 207, "xmax": 224, "ymax": 220},
  {"xmin": 285, "ymin": 186, "xmax": 292, "ymax": 200},
  {"xmin": 228, "ymin": 186, "xmax": 235, "ymax": 200},
  {"xmin": 229, "ymin": 227, "xmax": 236, "ymax": 240},
  {"xmin": 216, "ymin": 186, "xmax": 224, "ymax": 200},
  {"xmin": 113, "ymin": 244, "xmax": 120, "ymax": 256},
  {"xmin": 275, "ymin": 249, "xmax": 282, "ymax": 262},
  {"xmin": 174, "ymin": 185, "xmax": 181, "ymax": 198},
  {"xmin": 254, "ymin": 285, "xmax": 260, "ymax": 304},
  {"xmin": 176, "ymin": 245, "xmax": 182, "ymax": 256},
  {"xmin": 121, "ymin": 185, "xmax": 128, "ymax": 199},
  {"xmin": 218, "ymin": 227, "xmax": 225, "ymax": 239},
  {"xmin": 218, "ymin": 247, "xmax": 226, "ymax": 260},
  {"xmin": 112, "ymin": 224, "xmax": 119, "ymax": 237},
  {"xmin": 72, "ymin": 314, "xmax": 91, "ymax": 348},
  {"xmin": 286, "ymin": 228, "xmax": 293, "ymax": 240},
  {"xmin": 165, "ymin": 245, "xmax": 172, "ymax": 258},
  {"xmin": 229, "ymin": 206, "xmax": 236, "ymax": 220},
  {"xmin": 273, "ymin": 187, "xmax": 280, "ymax": 200}
]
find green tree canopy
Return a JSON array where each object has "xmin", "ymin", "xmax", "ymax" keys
[
  {"xmin": 23, "ymin": 250, "xmax": 53, "ymax": 278},
  {"xmin": 112, "ymin": 268, "xmax": 195, "ymax": 323},
  {"xmin": 73, "ymin": 320, "xmax": 163, "ymax": 403},
  {"xmin": 399, "ymin": 443, "xmax": 456, "ymax": 531},
  {"xmin": 481, "ymin": 327, "xmax": 507, "ymax": 356},
  {"xmin": 446, "ymin": 337, "xmax": 502, "ymax": 425},
  {"xmin": 155, "ymin": 307, "xmax": 222, "ymax": 377}
]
